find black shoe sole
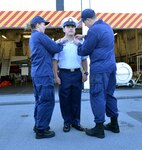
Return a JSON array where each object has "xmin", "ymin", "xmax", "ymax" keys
[
  {"xmin": 35, "ymin": 130, "xmax": 55, "ymax": 139},
  {"xmin": 36, "ymin": 133, "xmax": 55, "ymax": 139},
  {"xmin": 104, "ymin": 128, "xmax": 120, "ymax": 133},
  {"xmin": 104, "ymin": 125, "xmax": 120, "ymax": 133},
  {"xmin": 85, "ymin": 131, "xmax": 105, "ymax": 139},
  {"xmin": 72, "ymin": 125, "xmax": 84, "ymax": 131}
]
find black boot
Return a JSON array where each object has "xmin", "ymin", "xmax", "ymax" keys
[
  {"xmin": 104, "ymin": 117, "xmax": 120, "ymax": 133},
  {"xmin": 36, "ymin": 129, "xmax": 55, "ymax": 139},
  {"xmin": 85, "ymin": 123, "xmax": 105, "ymax": 139},
  {"xmin": 33, "ymin": 125, "xmax": 50, "ymax": 133}
]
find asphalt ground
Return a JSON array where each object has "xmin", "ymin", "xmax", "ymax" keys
[
  {"xmin": 0, "ymin": 83, "xmax": 142, "ymax": 150},
  {"xmin": 0, "ymin": 98, "xmax": 142, "ymax": 150}
]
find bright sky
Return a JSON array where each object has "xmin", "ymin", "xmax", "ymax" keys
[
  {"xmin": 0, "ymin": 0, "xmax": 141, "ymax": 13},
  {"xmin": 0, "ymin": 0, "xmax": 56, "ymax": 10},
  {"xmin": 90, "ymin": 0, "xmax": 142, "ymax": 13}
]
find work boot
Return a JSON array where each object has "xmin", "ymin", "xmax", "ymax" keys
[
  {"xmin": 104, "ymin": 117, "xmax": 120, "ymax": 133},
  {"xmin": 33, "ymin": 125, "xmax": 50, "ymax": 133},
  {"xmin": 35, "ymin": 129, "xmax": 55, "ymax": 139},
  {"xmin": 85, "ymin": 123, "xmax": 105, "ymax": 139}
]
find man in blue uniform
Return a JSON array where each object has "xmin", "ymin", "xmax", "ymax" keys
[
  {"xmin": 74, "ymin": 9, "xmax": 120, "ymax": 138},
  {"xmin": 29, "ymin": 16, "xmax": 63, "ymax": 139},
  {"xmin": 53, "ymin": 17, "xmax": 88, "ymax": 132}
]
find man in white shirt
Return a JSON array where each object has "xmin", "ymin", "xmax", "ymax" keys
[{"xmin": 53, "ymin": 17, "xmax": 88, "ymax": 132}]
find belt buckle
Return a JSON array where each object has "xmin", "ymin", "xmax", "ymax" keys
[{"xmin": 70, "ymin": 69, "xmax": 75, "ymax": 72}]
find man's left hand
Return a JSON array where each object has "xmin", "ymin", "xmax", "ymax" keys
[
  {"xmin": 82, "ymin": 73, "xmax": 88, "ymax": 82},
  {"xmin": 73, "ymin": 38, "xmax": 81, "ymax": 45}
]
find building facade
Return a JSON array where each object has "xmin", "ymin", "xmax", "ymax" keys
[{"xmin": 0, "ymin": 0, "xmax": 142, "ymax": 83}]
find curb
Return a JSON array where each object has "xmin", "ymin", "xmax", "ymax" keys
[{"xmin": 0, "ymin": 96, "xmax": 142, "ymax": 106}]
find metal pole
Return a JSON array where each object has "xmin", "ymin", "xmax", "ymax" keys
[
  {"xmin": 81, "ymin": 0, "xmax": 82, "ymax": 12},
  {"xmin": 89, "ymin": 0, "xmax": 91, "ymax": 8}
]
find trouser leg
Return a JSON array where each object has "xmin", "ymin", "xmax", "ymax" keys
[
  {"xmin": 106, "ymin": 71, "xmax": 118, "ymax": 118},
  {"xmin": 32, "ymin": 77, "xmax": 55, "ymax": 130},
  {"xmin": 90, "ymin": 73, "xmax": 106, "ymax": 123},
  {"xmin": 32, "ymin": 81, "xmax": 38, "ymax": 126},
  {"xmin": 71, "ymin": 71, "xmax": 82, "ymax": 125},
  {"xmin": 59, "ymin": 72, "xmax": 72, "ymax": 125},
  {"xmin": 59, "ymin": 70, "xmax": 82, "ymax": 125}
]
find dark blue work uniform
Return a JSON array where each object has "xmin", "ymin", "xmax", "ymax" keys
[
  {"xmin": 29, "ymin": 30, "xmax": 63, "ymax": 130},
  {"xmin": 77, "ymin": 19, "xmax": 118, "ymax": 123}
]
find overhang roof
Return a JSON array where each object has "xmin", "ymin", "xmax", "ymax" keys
[{"xmin": 0, "ymin": 11, "xmax": 142, "ymax": 29}]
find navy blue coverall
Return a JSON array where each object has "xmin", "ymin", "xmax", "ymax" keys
[
  {"xmin": 77, "ymin": 19, "xmax": 118, "ymax": 123},
  {"xmin": 29, "ymin": 30, "xmax": 63, "ymax": 130}
]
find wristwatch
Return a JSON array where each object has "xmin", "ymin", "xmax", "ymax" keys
[{"xmin": 84, "ymin": 72, "xmax": 89, "ymax": 76}]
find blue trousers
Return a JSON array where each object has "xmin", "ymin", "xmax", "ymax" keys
[
  {"xmin": 58, "ymin": 70, "xmax": 82, "ymax": 125},
  {"xmin": 90, "ymin": 71, "xmax": 118, "ymax": 123},
  {"xmin": 32, "ymin": 76, "xmax": 55, "ymax": 130}
]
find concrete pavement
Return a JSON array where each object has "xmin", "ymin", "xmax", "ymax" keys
[
  {"xmin": 0, "ymin": 98, "xmax": 142, "ymax": 150},
  {"xmin": 0, "ymin": 85, "xmax": 142, "ymax": 150}
]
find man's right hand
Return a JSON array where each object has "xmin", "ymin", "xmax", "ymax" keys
[
  {"xmin": 54, "ymin": 76, "xmax": 61, "ymax": 85},
  {"xmin": 75, "ymin": 34, "xmax": 85, "ymax": 40}
]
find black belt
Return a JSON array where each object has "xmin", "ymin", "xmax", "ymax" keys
[{"xmin": 59, "ymin": 68, "xmax": 81, "ymax": 72}]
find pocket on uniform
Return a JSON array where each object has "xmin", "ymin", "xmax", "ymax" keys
[
  {"xmin": 39, "ymin": 85, "xmax": 55, "ymax": 103},
  {"xmin": 90, "ymin": 83, "xmax": 103, "ymax": 96}
]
